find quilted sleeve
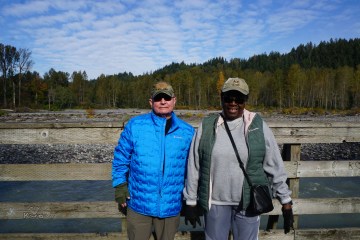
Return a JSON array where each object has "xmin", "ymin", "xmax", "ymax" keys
[{"xmin": 112, "ymin": 121, "xmax": 134, "ymax": 187}]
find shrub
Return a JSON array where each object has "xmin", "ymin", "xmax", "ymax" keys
[
  {"xmin": 86, "ymin": 108, "xmax": 95, "ymax": 118},
  {"xmin": 0, "ymin": 110, "xmax": 8, "ymax": 116}
]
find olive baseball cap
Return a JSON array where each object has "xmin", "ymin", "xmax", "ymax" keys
[
  {"xmin": 221, "ymin": 77, "xmax": 249, "ymax": 95},
  {"xmin": 151, "ymin": 81, "xmax": 175, "ymax": 98}
]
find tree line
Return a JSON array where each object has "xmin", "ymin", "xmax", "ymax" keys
[{"xmin": 1, "ymin": 38, "xmax": 359, "ymax": 111}]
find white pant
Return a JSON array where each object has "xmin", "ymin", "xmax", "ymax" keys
[{"xmin": 204, "ymin": 205, "xmax": 260, "ymax": 240}]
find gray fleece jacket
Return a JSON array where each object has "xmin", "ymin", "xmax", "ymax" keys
[{"xmin": 183, "ymin": 109, "xmax": 292, "ymax": 210}]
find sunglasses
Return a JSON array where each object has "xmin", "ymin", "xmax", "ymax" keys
[
  {"xmin": 223, "ymin": 95, "xmax": 246, "ymax": 104},
  {"xmin": 153, "ymin": 94, "xmax": 173, "ymax": 102}
]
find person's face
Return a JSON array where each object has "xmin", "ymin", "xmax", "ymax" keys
[
  {"xmin": 221, "ymin": 90, "xmax": 247, "ymax": 120},
  {"xmin": 149, "ymin": 93, "xmax": 176, "ymax": 118}
]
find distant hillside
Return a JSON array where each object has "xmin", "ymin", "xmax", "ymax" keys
[
  {"xmin": 1, "ymin": 38, "xmax": 359, "ymax": 111},
  {"xmin": 153, "ymin": 38, "xmax": 360, "ymax": 76}
]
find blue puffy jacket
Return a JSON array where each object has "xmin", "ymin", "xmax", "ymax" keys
[{"xmin": 112, "ymin": 111, "xmax": 194, "ymax": 218}]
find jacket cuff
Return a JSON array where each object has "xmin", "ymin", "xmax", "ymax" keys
[
  {"xmin": 280, "ymin": 197, "xmax": 292, "ymax": 205},
  {"xmin": 112, "ymin": 179, "xmax": 126, "ymax": 188},
  {"xmin": 186, "ymin": 200, "xmax": 197, "ymax": 206}
]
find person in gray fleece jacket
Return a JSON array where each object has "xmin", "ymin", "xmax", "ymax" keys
[{"xmin": 183, "ymin": 77, "xmax": 294, "ymax": 240}]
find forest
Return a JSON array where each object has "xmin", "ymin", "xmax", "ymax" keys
[{"xmin": 1, "ymin": 38, "xmax": 360, "ymax": 112}]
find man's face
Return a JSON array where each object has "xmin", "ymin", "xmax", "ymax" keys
[
  {"xmin": 221, "ymin": 90, "xmax": 247, "ymax": 120},
  {"xmin": 149, "ymin": 93, "xmax": 176, "ymax": 118}
]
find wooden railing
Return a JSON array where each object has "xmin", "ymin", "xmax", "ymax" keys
[{"xmin": 0, "ymin": 120, "xmax": 360, "ymax": 240}]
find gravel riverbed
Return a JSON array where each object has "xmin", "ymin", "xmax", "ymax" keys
[{"xmin": 0, "ymin": 109, "xmax": 359, "ymax": 163}]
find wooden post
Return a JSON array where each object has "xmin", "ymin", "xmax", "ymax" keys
[
  {"xmin": 283, "ymin": 144, "xmax": 300, "ymax": 229},
  {"xmin": 121, "ymin": 219, "xmax": 127, "ymax": 236},
  {"xmin": 266, "ymin": 143, "xmax": 300, "ymax": 230}
]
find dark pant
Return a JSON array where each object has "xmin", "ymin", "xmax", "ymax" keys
[{"xmin": 127, "ymin": 208, "xmax": 180, "ymax": 240}]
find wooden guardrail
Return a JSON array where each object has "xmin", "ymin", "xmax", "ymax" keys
[{"xmin": 0, "ymin": 120, "xmax": 360, "ymax": 240}]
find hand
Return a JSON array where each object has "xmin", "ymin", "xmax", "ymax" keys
[
  {"xmin": 115, "ymin": 183, "xmax": 129, "ymax": 215},
  {"xmin": 282, "ymin": 204, "xmax": 294, "ymax": 234},
  {"xmin": 184, "ymin": 205, "xmax": 201, "ymax": 228}
]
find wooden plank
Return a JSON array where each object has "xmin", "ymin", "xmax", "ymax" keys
[
  {"xmin": 0, "ymin": 128, "xmax": 121, "ymax": 144},
  {"xmin": 272, "ymin": 127, "xmax": 360, "ymax": 143},
  {"xmin": 0, "ymin": 122, "xmax": 125, "ymax": 129},
  {"xmin": 258, "ymin": 230, "xmax": 294, "ymax": 240},
  {"xmin": 294, "ymin": 228, "xmax": 360, "ymax": 240},
  {"xmin": 260, "ymin": 228, "xmax": 360, "ymax": 240},
  {"xmin": 286, "ymin": 160, "xmax": 360, "ymax": 178},
  {"xmin": 296, "ymin": 160, "xmax": 360, "ymax": 177},
  {"xmin": 268, "ymin": 121, "xmax": 360, "ymax": 128},
  {"xmin": 0, "ymin": 201, "xmax": 123, "ymax": 219},
  {"xmin": 0, "ymin": 233, "xmax": 127, "ymax": 240},
  {"xmin": 0, "ymin": 232, "xmax": 195, "ymax": 240},
  {"xmin": 269, "ymin": 121, "xmax": 360, "ymax": 144},
  {"xmin": 292, "ymin": 198, "xmax": 360, "ymax": 215},
  {"xmin": 0, "ymin": 229, "xmax": 360, "ymax": 240},
  {"xmin": 0, "ymin": 232, "xmax": 197, "ymax": 240},
  {"xmin": 1, "ymin": 121, "xmax": 360, "ymax": 144},
  {"xmin": 1, "ymin": 161, "xmax": 359, "ymax": 181},
  {"xmin": 0, "ymin": 163, "xmax": 112, "ymax": 181},
  {"xmin": 1, "ymin": 198, "xmax": 359, "ymax": 220},
  {"xmin": 1, "ymin": 120, "xmax": 359, "ymax": 129}
]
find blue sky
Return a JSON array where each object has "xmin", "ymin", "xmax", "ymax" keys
[{"xmin": 1, "ymin": 0, "xmax": 359, "ymax": 79}]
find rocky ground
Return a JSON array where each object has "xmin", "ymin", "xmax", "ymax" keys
[{"xmin": 0, "ymin": 109, "xmax": 359, "ymax": 163}]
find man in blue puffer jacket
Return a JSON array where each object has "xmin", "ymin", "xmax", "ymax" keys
[{"xmin": 112, "ymin": 81, "xmax": 194, "ymax": 240}]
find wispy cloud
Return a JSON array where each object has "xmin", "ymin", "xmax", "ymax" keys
[{"xmin": 1, "ymin": 0, "xmax": 359, "ymax": 79}]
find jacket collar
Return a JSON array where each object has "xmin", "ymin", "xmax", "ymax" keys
[
  {"xmin": 216, "ymin": 109, "xmax": 256, "ymax": 134},
  {"xmin": 150, "ymin": 111, "xmax": 179, "ymax": 132}
]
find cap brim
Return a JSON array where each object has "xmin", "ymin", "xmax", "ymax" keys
[
  {"xmin": 222, "ymin": 88, "xmax": 249, "ymax": 95},
  {"xmin": 152, "ymin": 90, "xmax": 174, "ymax": 98}
]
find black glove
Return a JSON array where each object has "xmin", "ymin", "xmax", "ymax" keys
[
  {"xmin": 184, "ymin": 205, "xmax": 201, "ymax": 228},
  {"xmin": 282, "ymin": 206, "xmax": 294, "ymax": 234},
  {"xmin": 115, "ymin": 183, "xmax": 129, "ymax": 215}
]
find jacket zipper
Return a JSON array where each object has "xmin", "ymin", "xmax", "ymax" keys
[{"xmin": 158, "ymin": 119, "xmax": 166, "ymax": 214}]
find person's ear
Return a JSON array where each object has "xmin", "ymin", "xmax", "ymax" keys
[{"xmin": 149, "ymin": 98, "xmax": 153, "ymax": 108}]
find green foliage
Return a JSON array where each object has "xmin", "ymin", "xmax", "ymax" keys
[
  {"xmin": 0, "ymin": 109, "xmax": 8, "ymax": 116},
  {"xmin": 1, "ymin": 38, "xmax": 360, "ymax": 111}
]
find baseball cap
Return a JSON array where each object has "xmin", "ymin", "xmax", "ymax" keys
[
  {"xmin": 221, "ymin": 77, "xmax": 249, "ymax": 95},
  {"xmin": 151, "ymin": 82, "xmax": 175, "ymax": 98}
]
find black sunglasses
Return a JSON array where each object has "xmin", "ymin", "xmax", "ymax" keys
[
  {"xmin": 223, "ymin": 95, "xmax": 246, "ymax": 104},
  {"xmin": 153, "ymin": 94, "xmax": 173, "ymax": 102}
]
